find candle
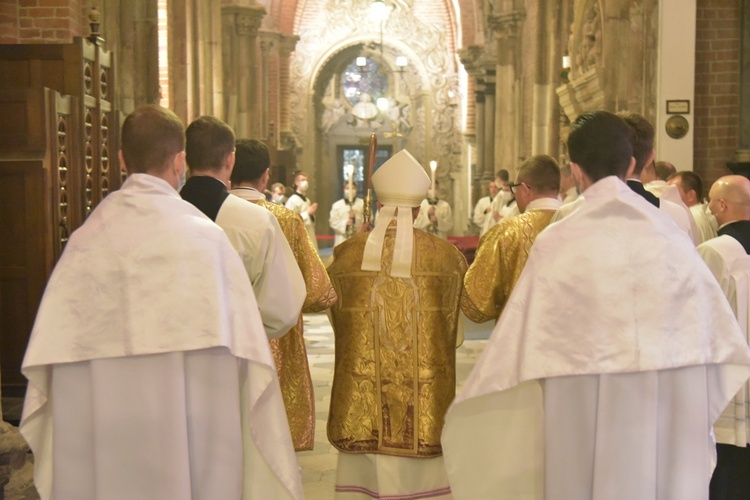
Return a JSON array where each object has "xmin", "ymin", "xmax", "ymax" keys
[
  {"xmin": 346, "ymin": 164, "xmax": 354, "ymax": 191},
  {"xmin": 429, "ymin": 161, "xmax": 437, "ymax": 191}
]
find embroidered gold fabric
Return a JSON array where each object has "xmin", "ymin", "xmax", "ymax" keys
[
  {"xmin": 254, "ymin": 200, "xmax": 337, "ymax": 451},
  {"xmin": 461, "ymin": 210, "xmax": 555, "ymax": 323},
  {"xmin": 326, "ymin": 227, "xmax": 467, "ymax": 457}
]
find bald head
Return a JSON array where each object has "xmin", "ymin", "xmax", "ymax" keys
[{"xmin": 708, "ymin": 175, "xmax": 750, "ymax": 226}]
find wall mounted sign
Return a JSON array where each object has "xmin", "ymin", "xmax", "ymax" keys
[{"xmin": 666, "ymin": 100, "xmax": 690, "ymax": 114}]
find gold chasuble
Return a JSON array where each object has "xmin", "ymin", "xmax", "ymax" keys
[
  {"xmin": 250, "ymin": 198, "xmax": 337, "ymax": 451},
  {"xmin": 462, "ymin": 210, "xmax": 555, "ymax": 323},
  {"xmin": 327, "ymin": 226, "xmax": 467, "ymax": 457}
]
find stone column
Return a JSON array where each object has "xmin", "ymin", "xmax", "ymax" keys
[
  {"xmin": 490, "ymin": 10, "xmax": 525, "ymax": 172},
  {"xmin": 483, "ymin": 74, "xmax": 496, "ymax": 180},
  {"xmin": 259, "ymin": 34, "xmax": 274, "ymax": 140},
  {"xmin": 223, "ymin": 6, "xmax": 265, "ymax": 138},
  {"xmin": 474, "ymin": 83, "xmax": 486, "ymax": 197},
  {"xmin": 278, "ymin": 34, "xmax": 299, "ymax": 150}
]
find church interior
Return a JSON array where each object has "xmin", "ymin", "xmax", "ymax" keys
[{"xmin": 0, "ymin": 0, "xmax": 749, "ymax": 497}]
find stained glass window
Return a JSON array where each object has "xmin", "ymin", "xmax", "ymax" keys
[{"xmin": 341, "ymin": 58, "xmax": 388, "ymax": 107}]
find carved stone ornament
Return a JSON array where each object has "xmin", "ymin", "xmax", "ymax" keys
[
  {"xmin": 290, "ymin": 0, "xmax": 462, "ymax": 185},
  {"xmin": 235, "ymin": 7, "xmax": 265, "ymax": 37},
  {"xmin": 488, "ymin": 11, "xmax": 525, "ymax": 40},
  {"xmin": 570, "ymin": 0, "xmax": 602, "ymax": 79}
]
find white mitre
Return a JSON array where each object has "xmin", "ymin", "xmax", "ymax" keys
[{"xmin": 361, "ymin": 149, "xmax": 430, "ymax": 278}]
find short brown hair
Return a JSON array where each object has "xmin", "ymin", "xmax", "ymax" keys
[
  {"xmin": 120, "ymin": 105, "xmax": 184, "ymax": 174},
  {"xmin": 617, "ymin": 112, "xmax": 654, "ymax": 176},
  {"xmin": 185, "ymin": 116, "xmax": 235, "ymax": 172},
  {"xmin": 517, "ymin": 155, "xmax": 560, "ymax": 194}
]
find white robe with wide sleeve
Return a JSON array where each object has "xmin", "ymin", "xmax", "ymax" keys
[
  {"xmin": 414, "ymin": 199, "xmax": 453, "ymax": 238},
  {"xmin": 217, "ymin": 194, "xmax": 305, "ymax": 339},
  {"xmin": 472, "ymin": 195, "xmax": 491, "ymax": 233},
  {"xmin": 698, "ymin": 234, "xmax": 750, "ymax": 447},
  {"xmin": 442, "ymin": 176, "xmax": 750, "ymax": 500},
  {"xmin": 20, "ymin": 174, "xmax": 303, "ymax": 500},
  {"xmin": 329, "ymin": 197, "xmax": 364, "ymax": 246},
  {"xmin": 286, "ymin": 192, "xmax": 318, "ymax": 250}
]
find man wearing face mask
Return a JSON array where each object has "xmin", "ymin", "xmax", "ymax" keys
[
  {"xmin": 414, "ymin": 180, "xmax": 453, "ymax": 239},
  {"xmin": 286, "ymin": 171, "xmax": 319, "ymax": 250},
  {"xmin": 329, "ymin": 183, "xmax": 365, "ymax": 247},
  {"xmin": 270, "ymin": 182, "xmax": 287, "ymax": 205},
  {"xmin": 667, "ymin": 170, "xmax": 718, "ymax": 243}
]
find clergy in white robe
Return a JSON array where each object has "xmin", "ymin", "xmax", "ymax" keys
[
  {"xmin": 472, "ymin": 180, "xmax": 499, "ymax": 234},
  {"xmin": 181, "ymin": 116, "xmax": 305, "ymax": 339},
  {"xmin": 668, "ymin": 171, "xmax": 718, "ymax": 243},
  {"xmin": 20, "ymin": 105, "xmax": 303, "ymax": 500},
  {"xmin": 698, "ymin": 175, "xmax": 750, "ymax": 499},
  {"xmin": 442, "ymin": 111, "xmax": 750, "ymax": 500},
  {"xmin": 286, "ymin": 171, "xmax": 319, "ymax": 250},
  {"xmin": 414, "ymin": 187, "xmax": 454, "ymax": 239},
  {"xmin": 329, "ymin": 188, "xmax": 365, "ymax": 246}
]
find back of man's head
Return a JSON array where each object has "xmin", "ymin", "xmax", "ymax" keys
[
  {"xmin": 121, "ymin": 105, "xmax": 184, "ymax": 174},
  {"xmin": 668, "ymin": 171, "xmax": 703, "ymax": 205},
  {"xmin": 185, "ymin": 116, "xmax": 235, "ymax": 172},
  {"xmin": 496, "ymin": 169, "xmax": 510, "ymax": 184},
  {"xmin": 231, "ymin": 139, "xmax": 270, "ymax": 185},
  {"xmin": 655, "ymin": 161, "xmax": 676, "ymax": 181},
  {"xmin": 517, "ymin": 155, "xmax": 560, "ymax": 195},
  {"xmin": 568, "ymin": 111, "xmax": 634, "ymax": 182},
  {"xmin": 616, "ymin": 112, "xmax": 654, "ymax": 176}
]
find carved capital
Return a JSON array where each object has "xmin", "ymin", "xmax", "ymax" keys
[
  {"xmin": 488, "ymin": 11, "xmax": 525, "ymax": 39},
  {"xmin": 260, "ymin": 32, "xmax": 275, "ymax": 54},
  {"xmin": 223, "ymin": 6, "xmax": 266, "ymax": 37},
  {"xmin": 278, "ymin": 34, "xmax": 300, "ymax": 57}
]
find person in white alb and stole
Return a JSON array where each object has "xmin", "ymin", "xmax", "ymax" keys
[
  {"xmin": 414, "ymin": 180, "xmax": 453, "ymax": 239},
  {"xmin": 286, "ymin": 170, "xmax": 319, "ymax": 250},
  {"xmin": 329, "ymin": 184, "xmax": 364, "ymax": 247},
  {"xmin": 20, "ymin": 105, "xmax": 304, "ymax": 500},
  {"xmin": 441, "ymin": 110, "xmax": 750, "ymax": 500},
  {"xmin": 180, "ymin": 115, "xmax": 305, "ymax": 339},
  {"xmin": 327, "ymin": 149, "xmax": 467, "ymax": 499}
]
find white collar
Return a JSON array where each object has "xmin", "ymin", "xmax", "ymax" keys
[
  {"xmin": 526, "ymin": 197, "xmax": 563, "ymax": 212},
  {"xmin": 229, "ymin": 187, "xmax": 264, "ymax": 201}
]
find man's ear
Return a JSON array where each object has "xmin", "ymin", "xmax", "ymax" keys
[
  {"xmin": 119, "ymin": 150, "xmax": 130, "ymax": 175},
  {"xmin": 625, "ymin": 156, "xmax": 637, "ymax": 179}
]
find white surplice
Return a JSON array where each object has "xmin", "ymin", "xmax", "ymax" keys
[
  {"xmin": 472, "ymin": 195, "xmax": 491, "ymax": 233},
  {"xmin": 692, "ymin": 203, "xmax": 719, "ymax": 243},
  {"xmin": 21, "ymin": 174, "xmax": 303, "ymax": 500},
  {"xmin": 217, "ymin": 193, "xmax": 305, "ymax": 339},
  {"xmin": 414, "ymin": 198, "xmax": 454, "ymax": 238},
  {"xmin": 698, "ymin": 234, "xmax": 750, "ymax": 447},
  {"xmin": 286, "ymin": 192, "xmax": 318, "ymax": 250},
  {"xmin": 442, "ymin": 176, "xmax": 750, "ymax": 500},
  {"xmin": 329, "ymin": 197, "xmax": 364, "ymax": 246}
]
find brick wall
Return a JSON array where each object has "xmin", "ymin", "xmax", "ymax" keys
[
  {"xmin": 694, "ymin": 0, "xmax": 741, "ymax": 194},
  {"xmin": 0, "ymin": 0, "xmax": 85, "ymax": 44}
]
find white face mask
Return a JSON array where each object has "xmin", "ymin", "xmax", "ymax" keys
[
  {"xmin": 272, "ymin": 194, "xmax": 283, "ymax": 203},
  {"xmin": 427, "ymin": 189, "xmax": 438, "ymax": 200},
  {"xmin": 297, "ymin": 180, "xmax": 309, "ymax": 191},
  {"xmin": 344, "ymin": 189, "xmax": 356, "ymax": 202}
]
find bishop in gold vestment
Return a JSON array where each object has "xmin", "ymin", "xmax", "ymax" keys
[
  {"xmin": 231, "ymin": 139, "xmax": 337, "ymax": 451},
  {"xmin": 462, "ymin": 155, "xmax": 562, "ymax": 323},
  {"xmin": 327, "ymin": 150, "xmax": 467, "ymax": 499}
]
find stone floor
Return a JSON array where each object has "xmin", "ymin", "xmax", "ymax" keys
[
  {"xmin": 0, "ymin": 310, "xmax": 493, "ymax": 500},
  {"xmin": 299, "ymin": 312, "xmax": 491, "ymax": 499}
]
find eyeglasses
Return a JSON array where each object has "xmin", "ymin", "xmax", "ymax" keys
[{"xmin": 508, "ymin": 182, "xmax": 526, "ymax": 195}]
